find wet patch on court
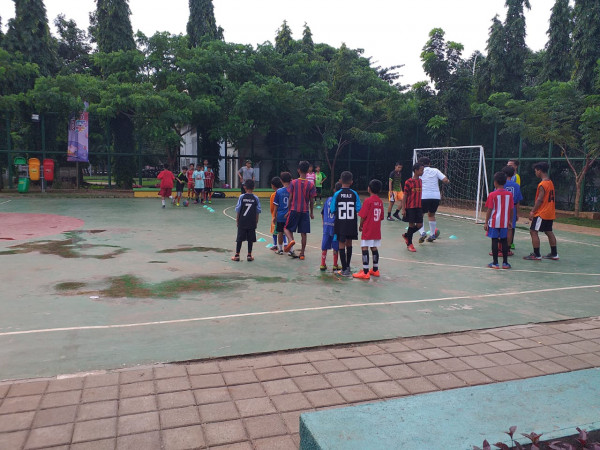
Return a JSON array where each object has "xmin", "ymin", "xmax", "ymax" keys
[
  {"xmin": 0, "ymin": 233, "xmax": 127, "ymax": 259},
  {"xmin": 157, "ymin": 246, "xmax": 231, "ymax": 254},
  {"xmin": 54, "ymin": 273, "xmax": 285, "ymax": 299}
]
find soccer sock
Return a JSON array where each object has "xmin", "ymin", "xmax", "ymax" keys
[
  {"xmin": 321, "ymin": 250, "xmax": 327, "ymax": 266},
  {"xmin": 346, "ymin": 246, "xmax": 353, "ymax": 268},
  {"xmin": 273, "ymin": 235, "xmax": 277, "ymax": 246},
  {"xmin": 372, "ymin": 249, "xmax": 379, "ymax": 271},
  {"xmin": 362, "ymin": 249, "xmax": 369, "ymax": 274},
  {"xmin": 492, "ymin": 238, "xmax": 499, "ymax": 264},
  {"xmin": 551, "ymin": 246, "xmax": 558, "ymax": 256},
  {"xmin": 387, "ymin": 211, "xmax": 391, "ymax": 217},
  {"xmin": 161, "ymin": 199, "xmax": 165, "ymax": 206},
  {"xmin": 407, "ymin": 226, "xmax": 418, "ymax": 245},
  {"xmin": 418, "ymin": 226, "xmax": 425, "ymax": 235},
  {"xmin": 429, "ymin": 221, "xmax": 437, "ymax": 234},
  {"xmin": 235, "ymin": 241, "xmax": 242, "ymax": 254},
  {"xmin": 333, "ymin": 251, "xmax": 339, "ymax": 267},
  {"xmin": 500, "ymin": 238, "xmax": 509, "ymax": 264},
  {"xmin": 534, "ymin": 247, "xmax": 541, "ymax": 257},
  {"xmin": 247, "ymin": 241, "xmax": 253, "ymax": 254},
  {"xmin": 339, "ymin": 248, "xmax": 347, "ymax": 271}
]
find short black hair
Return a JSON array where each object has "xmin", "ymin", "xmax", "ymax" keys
[
  {"xmin": 163, "ymin": 163, "xmax": 170, "ymax": 170},
  {"xmin": 280, "ymin": 172, "xmax": 292, "ymax": 183},
  {"xmin": 533, "ymin": 162, "xmax": 549, "ymax": 173},
  {"xmin": 271, "ymin": 176, "xmax": 282, "ymax": 189},
  {"xmin": 244, "ymin": 179, "xmax": 255, "ymax": 190},
  {"xmin": 395, "ymin": 161, "xmax": 403, "ymax": 167},
  {"xmin": 494, "ymin": 171, "xmax": 507, "ymax": 186},
  {"xmin": 418, "ymin": 157, "xmax": 430, "ymax": 166},
  {"xmin": 369, "ymin": 179, "xmax": 382, "ymax": 194},
  {"xmin": 502, "ymin": 165, "xmax": 515, "ymax": 177},
  {"xmin": 509, "ymin": 159, "xmax": 520, "ymax": 167},
  {"xmin": 412, "ymin": 162, "xmax": 423, "ymax": 172},
  {"xmin": 340, "ymin": 171, "xmax": 353, "ymax": 184},
  {"xmin": 334, "ymin": 182, "xmax": 342, "ymax": 192},
  {"xmin": 298, "ymin": 160, "xmax": 310, "ymax": 174},
  {"xmin": 189, "ymin": 163, "xmax": 194, "ymax": 166}
]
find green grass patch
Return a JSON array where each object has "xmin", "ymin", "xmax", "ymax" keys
[
  {"xmin": 0, "ymin": 234, "xmax": 127, "ymax": 259},
  {"xmin": 157, "ymin": 246, "xmax": 231, "ymax": 254},
  {"xmin": 555, "ymin": 216, "xmax": 600, "ymax": 228},
  {"xmin": 55, "ymin": 282, "xmax": 87, "ymax": 291}
]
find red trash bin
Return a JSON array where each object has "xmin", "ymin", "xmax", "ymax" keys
[{"xmin": 43, "ymin": 159, "xmax": 55, "ymax": 182}]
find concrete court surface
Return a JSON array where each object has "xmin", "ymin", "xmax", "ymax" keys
[{"xmin": 1, "ymin": 196, "xmax": 600, "ymax": 381}]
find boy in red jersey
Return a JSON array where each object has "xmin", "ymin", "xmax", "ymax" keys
[
  {"xmin": 354, "ymin": 179, "xmax": 384, "ymax": 280},
  {"xmin": 484, "ymin": 172, "xmax": 514, "ymax": 269},
  {"xmin": 157, "ymin": 164, "xmax": 175, "ymax": 208},
  {"xmin": 401, "ymin": 163, "xmax": 424, "ymax": 252},
  {"xmin": 204, "ymin": 164, "xmax": 215, "ymax": 204},
  {"xmin": 186, "ymin": 163, "xmax": 195, "ymax": 200},
  {"xmin": 284, "ymin": 160, "xmax": 317, "ymax": 260}
]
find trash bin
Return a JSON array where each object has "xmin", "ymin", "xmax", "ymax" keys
[
  {"xmin": 18, "ymin": 177, "xmax": 30, "ymax": 193},
  {"xmin": 43, "ymin": 159, "xmax": 55, "ymax": 182},
  {"xmin": 29, "ymin": 158, "xmax": 41, "ymax": 181}
]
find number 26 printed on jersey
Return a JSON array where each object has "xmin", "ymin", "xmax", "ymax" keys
[{"xmin": 338, "ymin": 202, "xmax": 355, "ymax": 220}]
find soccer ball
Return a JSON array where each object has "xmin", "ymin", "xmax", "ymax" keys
[{"xmin": 183, "ymin": 200, "xmax": 189, "ymax": 207}]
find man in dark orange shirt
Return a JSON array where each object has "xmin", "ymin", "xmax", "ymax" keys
[{"xmin": 524, "ymin": 162, "xmax": 558, "ymax": 261}]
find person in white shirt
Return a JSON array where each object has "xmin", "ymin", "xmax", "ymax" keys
[{"xmin": 417, "ymin": 157, "xmax": 449, "ymax": 243}]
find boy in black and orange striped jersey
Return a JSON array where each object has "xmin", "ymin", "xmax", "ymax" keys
[{"xmin": 401, "ymin": 163, "xmax": 425, "ymax": 252}]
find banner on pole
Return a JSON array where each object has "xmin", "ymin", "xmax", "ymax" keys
[{"xmin": 67, "ymin": 111, "xmax": 89, "ymax": 163}]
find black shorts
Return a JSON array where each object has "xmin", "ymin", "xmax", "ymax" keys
[
  {"xmin": 194, "ymin": 188, "xmax": 203, "ymax": 194},
  {"xmin": 276, "ymin": 221, "xmax": 286, "ymax": 233},
  {"xmin": 337, "ymin": 234, "xmax": 358, "ymax": 243},
  {"xmin": 175, "ymin": 188, "xmax": 184, "ymax": 194},
  {"xmin": 402, "ymin": 208, "xmax": 423, "ymax": 225},
  {"xmin": 530, "ymin": 217, "xmax": 553, "ymax": 232},
  {"xmin": 204, "ymin": 187, "xmax": 212, "ymax": 193},
  {"xmin": 236, "ymin": 228, "xmax": 257, "ymax": 243},
  {"xmin": 421, "ymin": 199, "xmax": 440, "ymax": 214},
  {"xmin": 316, "ymin": 187, "xmax": 322, "ymax": 195}
]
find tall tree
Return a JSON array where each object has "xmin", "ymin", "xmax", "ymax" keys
[
  {"xmin": 275, "ymin": 21, "xmax": 294, "ymax": 55},
  {"xmin": 486, "ymin": 15, "xmax": 506, "ymax": 93},
  {"xmin": 4, "ymin": 0, "xmax": 57, "ymax": 77},
  {"xmin": 54, "ymin": 15, "xmax": 92, "ymax": 75},
  {"xmin": 301, "ymin": 23, "xmax": 314, "ymax": 54},
  {"xmin": 187, "ymin": 0, "xmax": 223, "ymax": 47},
  {"xmin": 542, "ymin": 0, "xmax": 573, "ymax": 82},
  {"xmin": 95, "ymin": 0, "xmax": 135, "ymax": 53},
  {"xmin": 572, "ymin": 0, "xmax": 600, "ymax": 93},
  {"xmin": 0, "ymin": 16, "xmax": 4, "ymax": 47},
  {"xmin": 503, "ymin": 0, "xmax": 531, "ymax": 96}
]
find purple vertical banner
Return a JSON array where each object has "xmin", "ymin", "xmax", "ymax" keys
[{"xmin": 67, "ymin": 111, "xmax": 89, "ymax": 162}]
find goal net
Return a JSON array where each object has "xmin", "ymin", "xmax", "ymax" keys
[{"xmin": 413, "ymin": 146, "xmax": 489, "ymax": 223}]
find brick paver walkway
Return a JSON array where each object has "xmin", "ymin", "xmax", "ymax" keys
[{"xmin": 1, "ymin": 317, "xmax": 600, "ymax": 449}]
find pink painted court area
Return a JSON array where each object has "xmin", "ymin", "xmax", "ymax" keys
[{"xmin": 0, "ymin": 213, "xmax": 84, "ymax": 241}]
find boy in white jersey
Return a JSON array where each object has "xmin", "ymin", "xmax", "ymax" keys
[{"xmin": 417, "ymin": 156, "xmax": 449, "ymax": 243}]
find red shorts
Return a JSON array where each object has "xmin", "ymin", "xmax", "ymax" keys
[
  {"xmin": 187, "ymin": 182, "xmax": 194, "ymax": 189},
  {"xmin": 158, "ymin": 188, "xmax": 172, "ymax": 197}
]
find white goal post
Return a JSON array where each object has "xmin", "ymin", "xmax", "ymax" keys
[{"xmin": 413, "ymin": 145, "xmax": 489, "ymax": 223}]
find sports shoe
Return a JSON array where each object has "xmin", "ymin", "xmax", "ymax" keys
[
  {"xmin": 523, "ymin": 253, "xmax": 542, "ymax": 261},
  {"xmin": 418, "ymin": 233, "xmax": 427, "ymax": 244},
  {"xmin": 510, "ymin": 243, "xmax": 515, "ymax": 250},
  {"xmin": 288, "ymin": 251, "xmax": 299, "ymax": 259},
  {"xmin": 489, "ymin": 251, "xmax": 503, "ymax": 257},
  {"xmin": 353, "ymin": 271, "xmax": 370, "ymax": 280},
  {"xmin": 426, "ymin": 235, "xmax": 436, "ymax": 242},
  {"xmin": 208, "ymin": 201, "xmax": 212, "ymax": 204},
  {"xmin": 434, "ymin": 228, "xmax": 440, "ymax": 239},
  {"xmin": 392, "ymin": 210, "xmax": 401, "ymax": 220},
  {"xmin": 386, "ymin": 216, "xmax": 395, "ymax": 221},
  {"xmin": 487, "ymin": 262, "xmax": 500, "ymax": 269},
  {"xmin": 507, "ymin": 251, "xmax": 514, "ymax": 256},
  {"xmin": 402, "ymin": 233, "xmax": 409, "ymax": 246},
  {"xmin": 270, "ymin": 246, "xmax": 278, "ymax": 251},
  {"xmin": 338, "ymin": 269, "xmax": 352, "ymax": 277},
  {"xmin": 543, "ymin": 253, "xmax": 560, "ymax": 260},
  {"xmin": 502, "ymin": 262, "xmax": 512, "ymax": 269},
  {"xmin": 407, "ymin": 244, "xmax": 416, "ymax": 252},
  {"xmin": 284, "ymin": 240, "xmax": 295, "ymax": 253},
  {"xmin": 247, "ymin": 254, "xmax": 254, "ymax": 261},
  {"xmin": 231, "ymin": 254, "xmax": 240, "ymax": 261},
  {"xmin": 332, "ymin": 265, "xmax": 342, "ymax": 271},
  {"xmin": 320, "ymin": 264, "xmax": 327, "ymax": 271},
  {"xmin": 275, "ymin": 249, "xmax": 284, "ymax": 255},
  {"xmin": 368, "ymin": 269, "xmax": 380, "ymax": 277},
  {"xmin": 162, "ymin": 205, "xmax": 165, "ymax": 208}
]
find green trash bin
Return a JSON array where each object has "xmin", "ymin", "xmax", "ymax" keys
[{"xmin": 18, "ymin": 177, "xmax": 30, "ymax": 193}]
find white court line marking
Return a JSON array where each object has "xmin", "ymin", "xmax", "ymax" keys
[
  {"xmin": 0, "ymin": 200, "xmax": 12, "ymax": 206},
  {"xmin": 2, "ymin": 284, "xmax": 599, "ymax": 337},
  {"xmin": 223, "ymin": 206, "xmax": 600, "ymax": 277}
]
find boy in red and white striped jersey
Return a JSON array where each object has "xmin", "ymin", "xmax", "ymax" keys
[{"xmin": 484, "ymin": 171, "xmax": 514, "ymax": 269}]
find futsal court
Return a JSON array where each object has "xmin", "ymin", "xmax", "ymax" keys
[{"xmin": 1, "ymin": 196, "xmax": 599, "ymax": 381}]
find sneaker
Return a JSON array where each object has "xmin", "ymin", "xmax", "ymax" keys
[
  {"xmin": 353, "ymin": 271, "xmax": 370, "ymax": 280},
  {"xmin": 284, "ymin": 240, "xmax": 295, "ymax": 253},
  {"xmin": 276, "ymin": 249, "xmax": 284, "ymax": 255},
  {"xmin": 418, "ymin": 233, "xmax": 427, "ymax": 244},
  {"xmin": 369, "ymin": 269, "xmax": 380, "ymax": 277},
  {"xmin": 339, "ymin": 269, "xmax": 352, "ymax": 277},
  {"xmin": 402, "ymin": 233, "xmax": 409, "ymax": 246},
  {"xmin": 489, "ymin": 252, "xmax": 504, "ymax": 257},
  {"xmin": 162, "ymin": 205, "xmax": 165, "ymax": 208},
  {"xmin": 288, "ymin": 251, "xmax": 299, "ymax": 259},
  {"xmin": 392, "ymin": 210, "xmax": 401, "ymax": 220},
  {"xmin": 488, "ymin": 262, "xmax": 500, "ymax": 269},
  {"xmin": 386, "ymin": 216, "xmax": 395, "ymax": 221},
  {"xmin": 270, "ymin": 246, "xmax": 278, "ymax": 252},
  {"xmin": 332, "ymin": 265, "xmax": 342, "ymax": 271},
  {"xmin": 506, "ymin": 251, "xmax": 514, "ymax": 256},
  {"xmin": 502, "ymin": 262, "xmax": 512, "ymax": 269},
  {"xmin": 426, "ymin": 235, "xmax": 436, "ymax": 242},
  {"xmin": 247, "ymin": 254, "xmax": 254, "ymax": 261},
  {"xmin": 543, "ymin": 253, "xmax": 560, "ymax": 260},
  {"xmin": 320, "ymin": 264, "xmax": 327, "ymax": 271},
  {"xmin": 176, "ymin": 203, "xmax": 180, "ymax": 207},
  {"xmin": 510, "ymin": 243, "xmax": 515, "ymax": 250},
  {"xmin": 523, "ymin": 253, "xmax": 542, "ymax": 261},
  {"xmin": 208, "ymin": 201, "xmax": 212, "ymax": 204},
  {"xmin": 407, "ymin": 244, "xmax": 416, "ymax": 252},
  {"xmin": 433, "ymin": 228, "xmax": 440, "ymax": 239}
]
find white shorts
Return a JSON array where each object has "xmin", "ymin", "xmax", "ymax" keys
[{"xmin": 361, "ymin": 239, "xmax": 381, "ymax": 248}]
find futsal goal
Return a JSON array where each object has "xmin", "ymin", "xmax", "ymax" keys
[{"xmin": 413, "ymin": 146, "xmax": 489, "ymax": 223}]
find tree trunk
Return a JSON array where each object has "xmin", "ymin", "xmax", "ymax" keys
[{"xmin": 573, "ymin": 177, "xmax": 583, "ymax": 218}]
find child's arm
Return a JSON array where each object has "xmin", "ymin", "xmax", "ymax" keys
[
  {"xmin": 309, "ymin": 197, "xmax": 314, "ymax": 219},
  {"xmin": 484, "ymin": 209, "xmax": 492, "ymax": 231},
  {"xmin": 359, "ymin": 216, "xmax": 365, "ymax": 232},
  {"xmin": 272, "ymin": 204, "xmax": 278, "ymax": 225},
  {"xmin": 529, "ymin": 185, "xmax": 545, "ymax": 219}
]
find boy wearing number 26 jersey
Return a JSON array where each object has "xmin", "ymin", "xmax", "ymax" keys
[{"xmin": 330, "ymin": 171, "xmax": 361, "ymax": 277}]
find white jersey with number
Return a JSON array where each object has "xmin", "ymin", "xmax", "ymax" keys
[{"xmin": 420, "ymin": 167, "xmax": 446, "ymax": 200}]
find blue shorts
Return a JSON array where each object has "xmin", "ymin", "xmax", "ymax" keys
[
  {"xmin": 285, "ymin": 211, "xmax": 311, "ymax": 234},
  {"xmin": 321, "ymin": 231, "xmax": 339, "ymax": 251},
  {"xmin": 487, "ymin": 228, "xmax": 508, "ymax": 239}
]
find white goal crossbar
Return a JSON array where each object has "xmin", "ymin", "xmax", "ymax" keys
[{"xmin": 413, "ymin": 146, "xmax": 489, "ymax": 223}]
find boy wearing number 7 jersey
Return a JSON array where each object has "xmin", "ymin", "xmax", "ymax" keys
[
  {"xmin": 232, "ymin": 179, "xmax": 261, "ymax": 262},
  {"xmin": 330, "ymin": 171, "xmax": 361, "ymax": 277}
]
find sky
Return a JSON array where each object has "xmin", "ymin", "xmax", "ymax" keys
[{"xmin": 0, "ymin": 0, "xmax": 557, "ymax": 85}]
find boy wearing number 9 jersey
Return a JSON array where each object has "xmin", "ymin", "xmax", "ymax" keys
[
  {"xmin": 354, "ymin": 179, "xmax": 384, "ymax": 279},
  {"xmin": 330, "ymin": 171, "xmax": 361, "ymax": 277}
]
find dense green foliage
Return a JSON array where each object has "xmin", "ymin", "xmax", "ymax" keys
[{"xmin": 542, "ymin": 0, "xmax": 572, "ymax": 82}]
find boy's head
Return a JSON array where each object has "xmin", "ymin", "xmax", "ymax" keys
[
  {"xmin": 394, "ymin": 162, "xmax": 403, "ymax": 171},
  {"xmin": 508, "ymin": 159, "xmax": 519, "ymax": 170},
  {"xmin": 204, "ymin": 159, "xmax": 209, "ymax": 166},
  {"xmin": 493, "ymin": 171, "xmax": 507, "ymax": 188},
  {"xmin": 245, "ymin": 160, "xmax": 252, "ymax": 168},
  {"xmin": 244, "ymin": 179, "xmax": 255, "ymax": 191},
  {"xmin": 308, "ymin": 164, "xmax": 313, "ymax": 172},
  {"xmin": 206, "ymin": 164, "xmax": 212, "ymax": 171},
  {"xmin": 280, "ymin": 172, "xmax": 292, "ymax": 183},
  {"xmin": 340, "ymin": 171, "xmax": 353, "ymax": 186},
  {"xmin": 315, "ymin": 165, "xmax": 321, "ymax": 172},
  {"xmin": 163, "ymin": 163, "xmax": 170, "ymax": 170},
  {"xmin": 368, "ymin": 179, "xmax": 382, "ymax": 195},
  {"xmin": 412, "ymin": 162, "xmax": 424, "ymax": 176},
  {"xmin": 533, "ymin": 161, "xmax": 549, "ymax": 177},
  {"xmin": 502, "ymin": 165, "xmax": 515, "ymax": 178},
  {"xmin": 189, "ymin": 163, "xmax": 194, "ymax": 169},
  {"xmin": 271, "ymin": 176, "xmax": 282, "ymax": 190},
  {"xmin": 334, "ymin": 182, "xmax": 342, "ymax": 192},
  {"xmin": 418, "ymin": 157, "xmax": 430, "ymax": 166},
  {"xmin": 298, "ymin": 160, "xmax": 310, "ymax": 175}
]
